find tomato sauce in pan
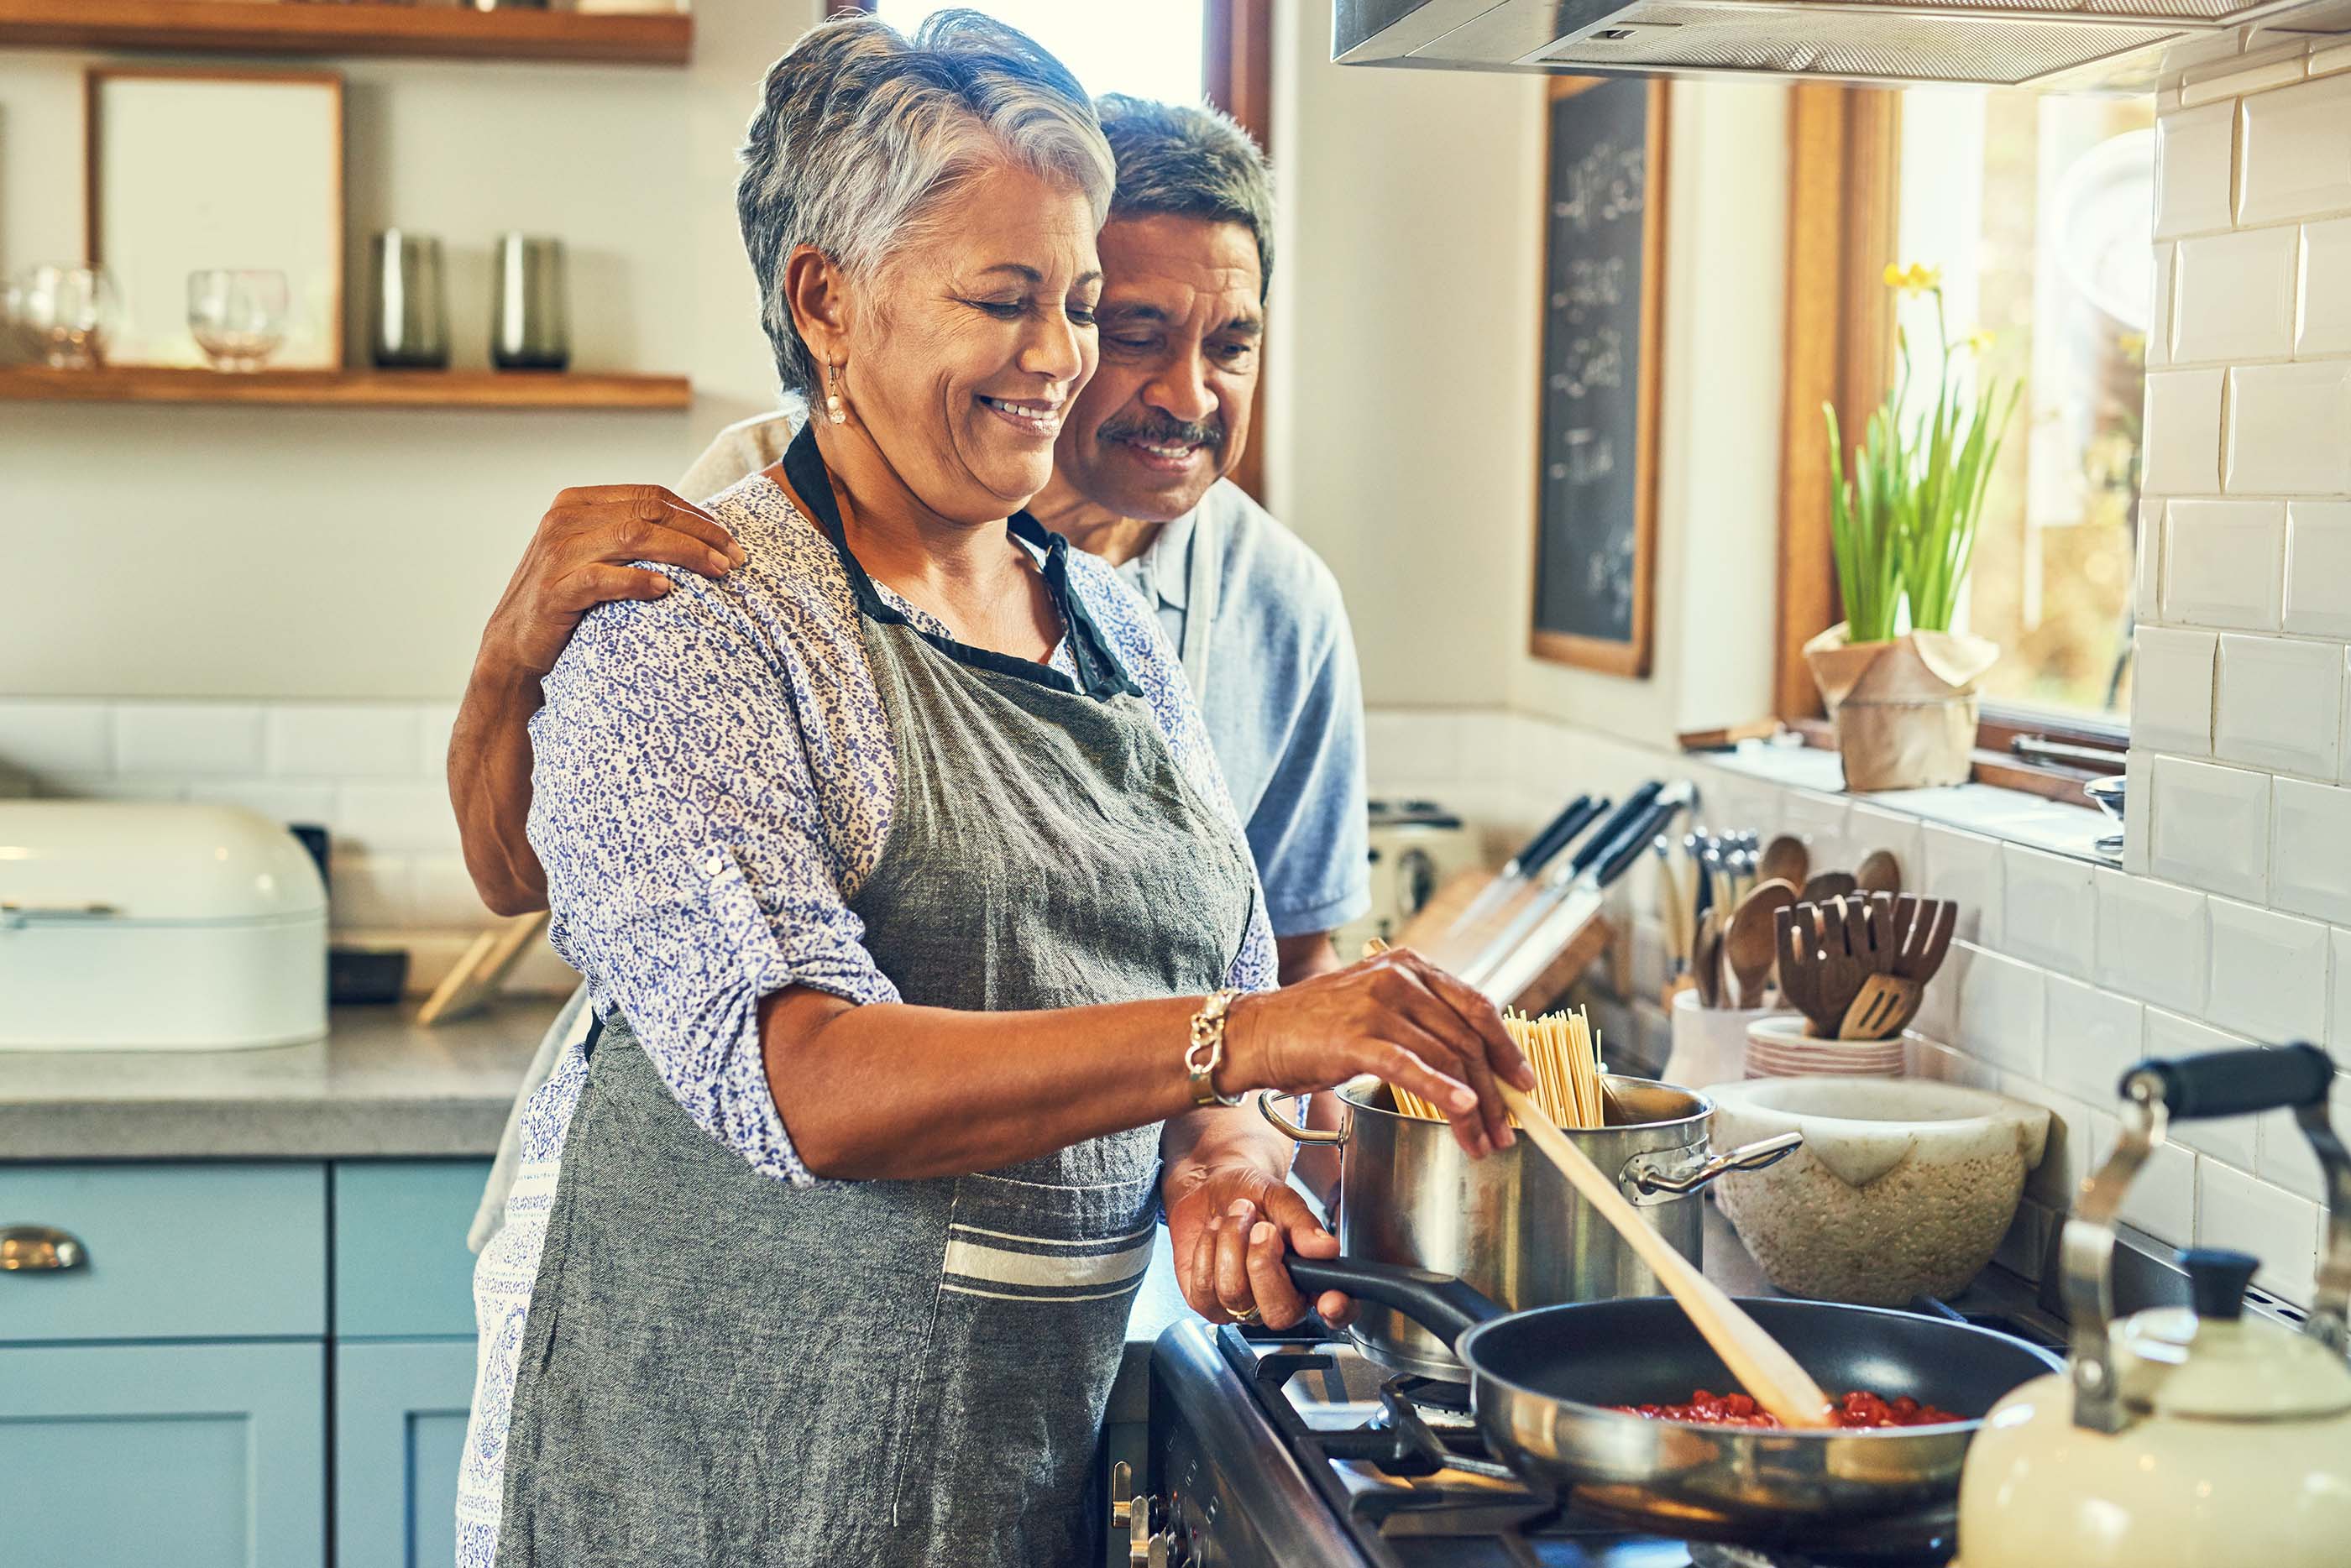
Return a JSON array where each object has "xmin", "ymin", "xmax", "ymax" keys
[{"xmin": 1610, "ymin": 1388, "xmax": 1962, "ymax": 1429}]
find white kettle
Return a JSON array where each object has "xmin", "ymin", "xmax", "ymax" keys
[{"xmin": 1956, "ymin": 1043, "xmax": 2351, "ymax": 1568}]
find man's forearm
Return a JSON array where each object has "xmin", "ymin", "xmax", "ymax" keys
[{"xmin": 448, "ymin": 661, "xmax": 552, "ymax": 916}]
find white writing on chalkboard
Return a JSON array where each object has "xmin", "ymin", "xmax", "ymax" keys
[
  {"xmin": 1552, "ymin": 141, "xmax": 1646, "ymax": 232},
  {"xmin": 1548, "ymin": 326, "xmax": 1625, "ymax": 401}
]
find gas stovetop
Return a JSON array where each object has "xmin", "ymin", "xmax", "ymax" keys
[{"xmin": 1143, "ymin": 1282, "xmax": 2071, "ymax": 1568}]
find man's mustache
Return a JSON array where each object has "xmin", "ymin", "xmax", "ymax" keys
[{"xmin": 1097, "ymin": 412, "xmax": 1225, "ymax": 450}]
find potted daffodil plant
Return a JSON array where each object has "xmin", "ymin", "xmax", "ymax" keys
[{"xmin": 1805, "ymin": 263, "xmax": 2019, "ymax": 792}]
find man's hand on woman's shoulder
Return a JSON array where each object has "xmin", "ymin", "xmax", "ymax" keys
[{"xmin": 477, "ymin": 484, "xmax": 746, "ymax": 687}]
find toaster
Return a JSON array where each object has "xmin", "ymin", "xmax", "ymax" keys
[
  {"xmin": 0, "ymin": 802, "xmax": 327, "ymax": 1050},
  {"xmin": 1332, "ymin": 798, "xmax": 1478, "ymax": 959}
]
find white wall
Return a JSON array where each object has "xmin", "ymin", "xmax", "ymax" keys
[
  {"xmin": 1264, "ymin": 0, "xmax": 1544, "ymax": 712},
  {"xmin": 0, "ymin": 3, "xmax": 810, "ymax": 701}
]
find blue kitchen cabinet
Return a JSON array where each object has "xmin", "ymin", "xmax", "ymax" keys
[
  {"xmin": 0, "ymin": 1339, "xmax": 327, "ymax": 1568},
  {"xmin": 336, "ymin": 1339, "xmax": 479, "ymax": 1568},
  {"xmin": 332, "ymin": 1159, "xmax": 491, "ymax": 1568}
]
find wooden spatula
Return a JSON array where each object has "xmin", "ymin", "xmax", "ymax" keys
[{"xmin": 1499, "ymin": 1082, "xmax": 1834, "ymax": 1428}]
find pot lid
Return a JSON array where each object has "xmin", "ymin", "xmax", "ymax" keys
[{"xmin": 2117, "ymin": 1250, "xmax": 2351, "ymax": 1421}]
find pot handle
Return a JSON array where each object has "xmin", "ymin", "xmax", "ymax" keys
[
  {"xmin": 1618, "ymin": 1132, "xmax": 1804, "ymax": 1205},
  {"xmin": 1254, "ymin": 1089, "xmax": 1350, "ymax": 1147},
  {"xmin": 1284, "ymin": 1257, "xmax": 1506, "ymax": 1349}
]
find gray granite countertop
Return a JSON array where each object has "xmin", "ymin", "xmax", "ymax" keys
[{"xmin": 0, "ymin": 998, "xmax": 565, "ymax": 1160}]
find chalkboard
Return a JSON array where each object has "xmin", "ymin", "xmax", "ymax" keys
[{"xmin": 1531, "ymin": 77, "xmax": 1665, "ymax": 677}]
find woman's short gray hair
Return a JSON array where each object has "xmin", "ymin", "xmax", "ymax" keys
[{"xmin": 736, "ymin": 9, "xmax": 1115, "ymax": 398}]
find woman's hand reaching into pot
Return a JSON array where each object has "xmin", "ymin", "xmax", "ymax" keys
[{"xmin": 1221, "ymin": 946, "xmax": 1533, "ymax": 1158}]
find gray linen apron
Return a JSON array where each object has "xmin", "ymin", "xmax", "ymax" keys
[{"xmin": 492, "ymin": 427, "xmax": 1257, "ymax": 1568}]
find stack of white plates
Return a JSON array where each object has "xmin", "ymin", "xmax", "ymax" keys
[{"xmin": 1743, "ymin": 1013, "xmax": 1906, "ymax": 1079}]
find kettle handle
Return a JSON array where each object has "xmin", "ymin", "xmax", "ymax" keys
[{"xmin": 2063, "ymin": 1043, "xmax": 2349, "ymax": 1436}]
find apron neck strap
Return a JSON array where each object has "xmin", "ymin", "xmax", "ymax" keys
[{"xmin": 780, "ymin": 421, "xmax": 1141, "ymax": 702}]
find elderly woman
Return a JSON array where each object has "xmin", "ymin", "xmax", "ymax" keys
[{"xmin": 457, "ymin": 13, "xmax": 1528, "ymax": 1566}]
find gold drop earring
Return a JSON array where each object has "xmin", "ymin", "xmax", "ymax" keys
[{"xmin": 825, "ymin": 358, "xmax": 847, "ymax": 426}]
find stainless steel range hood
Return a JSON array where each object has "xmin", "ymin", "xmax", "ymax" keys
[{"xmin": 1334, "ymin": 0, "xmax": 2351, "ymax": 90}]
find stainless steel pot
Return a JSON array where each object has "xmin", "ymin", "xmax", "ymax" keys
[{"xmin": 1259, "ymin": 1077, "xmax": 1799, "ymax": 1377}]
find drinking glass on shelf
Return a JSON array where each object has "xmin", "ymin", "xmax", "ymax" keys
[
  {"xmin": 17, "ymin": 264, "xmax": 123, "ymax": 369},
  {"xmin": 188, "ymin": 269, "xmax": 291, "ymax": 372}
]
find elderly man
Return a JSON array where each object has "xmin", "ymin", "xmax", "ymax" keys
[{"xmin": 453, "ymin": 94, "xmax": 1366, "ymax": 1248}]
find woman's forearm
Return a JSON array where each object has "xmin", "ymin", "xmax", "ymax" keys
[
  {"xmin": 448, "ymin": 661, "xmax": 552, "ymax": 916},
  {"xmin": 763, "ymin": 943, "xmax": 1528, "ymax": 1182},
  {"xmin": 765, "ymin": 987, "xmax": 1220, "ymax": 1179}
]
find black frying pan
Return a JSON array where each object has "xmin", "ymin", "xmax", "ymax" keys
[{"xmin": 1287, "ymin": 1257, "xmax": 2060, "ymax": 1552}]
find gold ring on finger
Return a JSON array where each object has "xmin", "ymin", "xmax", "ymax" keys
[{"xmin": 1230, "ymin": 1304, "xmax": 1261, "ymax": 1325}]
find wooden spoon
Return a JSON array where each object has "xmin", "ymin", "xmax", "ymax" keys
[
  {"xmin": 1692, "ymin": 907, "xmax": 1725, "ymax": 1007},
  {"xmin": 1499, "ymin": 1082, "xmax": 1834, "ymax": 1428},
  {"xmin": 1759, "ymin": 834, "xmax": 1809, "ymax": 891},
  {"xmin": 1724, "ymin": 880, "xmax": 1799, "ymax": 1008},
  {"xmin": 1856, "ymin": 849, "xmax": 1903, "ymax": 896},
  {"xmin": 1801, "ymin": 870, "xmax": 1858, "ymax": 904}
]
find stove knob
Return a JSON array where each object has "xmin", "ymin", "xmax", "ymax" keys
[
  {"xmin": 1144, "ymin": 1529, "xmax": 1189, "ymax": 1567},
  {"xmin": 1109, "ymin": 1461, "xmax": 1135, "ymax": 1530}
]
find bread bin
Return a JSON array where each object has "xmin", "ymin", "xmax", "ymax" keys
[{"xmin": 0, "ymin": 801, "xmax": 327, "ymax": 1049}]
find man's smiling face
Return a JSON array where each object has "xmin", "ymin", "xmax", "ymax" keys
[{"xmin": 1050, "ymin": 212, "xmax": 1263, "ymax": 523}]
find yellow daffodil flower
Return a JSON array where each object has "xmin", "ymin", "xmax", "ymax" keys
[
  {"xmin": 1883, "ymin": 261, "xmax": 1943, "ymax": 296},
  {"xmin": 1965, "ymin": 328, "xmax": 1994, "ymax": 354}
]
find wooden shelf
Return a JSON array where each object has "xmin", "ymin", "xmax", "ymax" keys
[
  {"xmin": 0, "ymin": 1, "xmax": 692, "ymax": 66},
  {"xmin": 0, "ymin": 364, "xmax": 693, "ymax": 410}
]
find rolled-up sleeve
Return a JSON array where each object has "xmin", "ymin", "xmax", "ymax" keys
[{"xmin": 526, "ymin": 570, "xmax": 898, "ymax": 1185}]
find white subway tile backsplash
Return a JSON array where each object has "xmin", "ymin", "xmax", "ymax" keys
[
  {"xmin": 2258, "ymin": 1070, "xmax": 2351, "ymax": 1202},
  {"xmin": 415, "ymin": 703, "xmax": 460, "ymax": 778},
  {"xmin": 1908, "ymin": 1034, "xmax": 1998, "ymax": 1089},
  {"xmin": 410, "ymin": 854, "xmax": 493, "ymax": 927},
  {"xmin": 2045, "ymin": 975, "xmax": 2144, "ymax": 1107},
  {"xmin": 1365, "ymin": 710, "xmax": 1459, "ymax": 788},
  {"xmin": 2270, "ymin": 778, "xmax": 2351, "ymax": 923},
  {"xmin": 2129, "ymin": 627, "xmax": 2216, "ymax": 755},
  {"xmin": 266, "ymin": 703, "xmax": 421, "ymax": 780},
  {"xmin": 2155, "ymin": 102, "xmax": 2237, "ymax": 239},
  {"xmin": 2197, "ymin": 1156, "xmax": 2320, "ymax": 1304},
  {"xmin": 2315, "ymin": 41, "xmax": 2351, "ymax": 79},
  {"xmin": 332, "ymin": 782, "xmax": 462, "ymax": 855},
  {"xmin": 2337, "ymin": 928, "xmax": 2351, "ymax": 1047},
  {"xmin": 1998, "ymin": 1073, "xmax": 2100, "ymax": 1211},
  {"xmin": 327, "ymin": 852, "xmax": 412, "ymax": 930},
  {"xmin": 1921, "ymin": 823, "xmax": 2004, "ymax": 947},
  {"xmin": 1957, "ymin": 943, "xmax": 2046, "ymax": 1077},
  {"xmin": 0, "ymin": 700, "xmax": 112, "ymax": 776},
  {"xmin": 2161, "ymin": 499, "xmax": 2283, "ymax": 630},
  {"xmin": 1776, "ymin": 790, "xmax": 1851, "ymax": 872},
  {"xmin": 2149, "ymin": 246, "xmax": 2176, "ymax": 368},
  {"xmin": 181, "ymin": 779, "xmax": 338, "ymax": 828},
  {"xmin": 2172, "ymin": 226, "xmax": 2298, "ymax": 362},
  {"xmin": 112, "ymin": 703, "xmax": 264, "ymax": 776},
  {"xmin": 2002, "ymin": 845, "xmax": 2097, "ymax": 978},
  {"xmin": 2285, "ymin": 503, "xmax": 2351, "ymax": 636},
  {"xmin": 2226, "ymin": 363, "xmax": 2351, "ymax": 494},
  {"xmin": 2180, "ymin": 49, "xmax": 2307, "ymax": 109},
  {"xmin": 2213, "ymin": 633, "xmax": 2343, "ymax": 777},
  {"xmin": 1845, "ymin": 804, "xmax": 1924, "ymax": 902},
  {"xmin": 2238, "ymin": 74, "xmax": 2351, "ymax": 227},
  {"xmin": 2146, "ymin": 1008, "xmax": 2263, "ymax": 1169},
  {"xmin": 2095, "ymin": 868, "xmax": 2208, "ymax": 1015},
  {"xmin": 2297, "ymin": 217, "xmax": 2351, "ymax": 354},
  {"xmin": 2124, "ymin": 746, "xmax": 2154, "ymax": 876},
  {"xmin": 2087, "ymin": 1108, "xmax": 2199, "ymax": 1245},
  {"xmin": 2207, "ymin": 896, "xmax": 2332, "ymax": 1042},
  {"xmin": 2140, "ymin": 369, "xmax": 2226, "ymax": 495},
  {"xmin": 2150, "ymin": 755, "xmax": 2272, "ymax": 902},
  {"xmin": 2134, "ymin": 500, "xmax": 2164, "ymax": 620}
]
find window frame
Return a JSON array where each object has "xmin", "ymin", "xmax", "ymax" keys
[{"xmin": 1772, "ymin": 83, "xmax": 2128, "ymax": 808}]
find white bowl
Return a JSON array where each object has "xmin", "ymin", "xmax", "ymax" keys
[
  {"xmin": 1742, "ymin": 1012, "xmax": 1905, "ymax": 1079},
  {"xmin": 1707, "ymin": 1076, "xmax": 2050, "ymax": 1305}
]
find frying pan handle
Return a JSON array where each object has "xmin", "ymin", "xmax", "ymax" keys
[
  {"xmin": 1282, "ymin": 1257, "xmax": 1507, "ymax": 1349},
  {"xmin": 1254, "ymin": 1089, "xmax": 1349, "ymax": 1146}
]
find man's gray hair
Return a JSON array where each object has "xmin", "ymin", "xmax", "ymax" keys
[
  {"xmin": 1096, "ymin": 95, "xmax": 1274, "ymax": 300},
  {"xmin": 736, "ymin": 9, "xmax": 1115, "ymax": 398}
]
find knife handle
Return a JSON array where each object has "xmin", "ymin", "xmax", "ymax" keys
[
  {"xmin": 1566, "ymin": 781, "xmax": 1664, "ymax": 876},
  {"xmin": 1516, "ymin": 795, "xmax": 1602, "ymax": 879},
  {"xmin": 1593, "ymin": 795, "xmax": 1685, "ymax": 890}
]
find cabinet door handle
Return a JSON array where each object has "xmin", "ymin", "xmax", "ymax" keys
[{"xmin": 0, "ymin": 1226, "xmax": 88, "ymax": 1272}]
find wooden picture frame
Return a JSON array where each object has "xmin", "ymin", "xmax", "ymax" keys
[
  {"xmin": 85, "ymin": 66, "xmax": 345, "ymax": 370},
  {"xmin": 1528, "ymin": 75, "xmax": 1667, "ymax": 679}
]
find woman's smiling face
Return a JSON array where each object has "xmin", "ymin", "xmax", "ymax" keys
[{"xmin": 840, "ymin": 159, "xmax": 1102, "ymax": 524}]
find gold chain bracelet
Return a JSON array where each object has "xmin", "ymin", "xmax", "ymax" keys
[{"xmin": 1185, "ymin": 990, "xmax": 1244, "ymax": 1107}]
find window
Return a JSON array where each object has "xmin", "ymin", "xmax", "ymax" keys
[
  {"xmin": 872, "ymin": 1, "xmax": 1210, "ymax": 103},
  {"xmin": 1892, "ymin": 90, "xmax": 2155, "ymax": 730}
]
